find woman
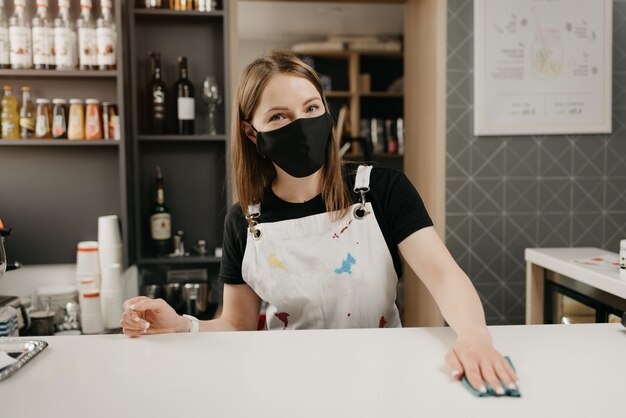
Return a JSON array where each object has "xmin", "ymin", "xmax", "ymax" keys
[{"xmin": 121, "ymin": 51, "xmax": 519, "ymax": 395}]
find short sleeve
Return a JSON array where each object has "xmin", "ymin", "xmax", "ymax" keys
[
  {"xmin": 373, "ymin": 167, "xmax": 434, "ymax": 245},
  {"xmin": 218, "ymin": 204, "xmax": 248, "ymax": 285}
]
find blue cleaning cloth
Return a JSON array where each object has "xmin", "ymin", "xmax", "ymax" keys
[{"xmin": 461, "ymin": 356, "xmax": 521, "ymax": 397}]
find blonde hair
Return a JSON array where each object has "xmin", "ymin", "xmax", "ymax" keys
[{"xmin": 231, "ymin": 50, "xmax": 352, "ymax": 230}]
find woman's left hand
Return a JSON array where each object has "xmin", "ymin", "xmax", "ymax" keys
[{"xmin": 445, "ymin": 329, "xmax": 519, "ymax": 395}]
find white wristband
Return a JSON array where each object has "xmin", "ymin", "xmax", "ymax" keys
[{"xmin": 182, "ymin": 314, "xmax": 200, "ymax": 333}]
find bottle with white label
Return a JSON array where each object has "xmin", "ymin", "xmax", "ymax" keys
[
  {"xmin": 176, "ymin": 56, "xmax": 195, "ymax": 135},
  {"xmin": 151, "ymin": 165, "xmax": 172, "ymax": 257},
  {"xmin": 0, "ymin": 0, "xmax": 10, "ymax": 69},
  {"xmin": 54, "ymin": 0, "xmax": 77, "ymax": 70},
  {"xmin": 96, "ymin": 0, "xmax": 116, "ymax": 70},
  {"xmin": 77, "ymin": 0, "xmax": 97, "ymax": 70},
  {"xmin": 32, "ymin": 0, "xmax": 54, "ymax": 70},
  {"xmin": 9, "ymin": 0, "xmax": 32, "ymax": 69}
]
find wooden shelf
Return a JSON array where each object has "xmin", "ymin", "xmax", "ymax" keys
[
  {"xmin": 293, "ymin": 50, "xmax": 352, "ymax": 58},
  {"xmin": 326, "ymin": 91, "xmax": 353, "ymax": 98},
  {"xmin": 133, "ymin": 8, "xmax": 224, "ymax": 19},
  {"xmin": 352, "ymin": 50, "xmax": 403, "ymax": 57},
  {"xmin": 0, "ymin": 139, "xmax": 121, "ymax": 146},
  {"xmin": 360, "ymin": 92, "xmax": 403, "ymax": 98},
  {"xmin": 0, "ymin": 69, "xmax": 119, "ymax": 78},
  {"xmin": 138, "ymin": 256, "xmax": 222, "ymax": 265},
  {"xmin": 137, "ymin": 134, "xmax": 227, "ymax": 142}
]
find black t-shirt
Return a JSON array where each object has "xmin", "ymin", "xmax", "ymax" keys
[{"xmin": 218, "ymin": 163, "xmax": 434, "ymax": 285}]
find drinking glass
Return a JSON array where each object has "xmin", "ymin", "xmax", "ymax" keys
[{"xmin": 202, "ymin": 76, "xmax": 222, "ymax": 135}]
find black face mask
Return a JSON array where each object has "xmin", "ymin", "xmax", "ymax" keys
[{"xmin": 252, "ymin": 112, "xmax": 333, "ymax": 178}]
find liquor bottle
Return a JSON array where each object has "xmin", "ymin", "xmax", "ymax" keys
[
  {"xmin": 32, "ymin": 0, "xmax": 54, "ymax": 70},
  {"xmin": 1, "ymin": 86, "xmax": 20, "ymax": 139},
  {"xmin": 148, "ymin": 52, "xmax": 167, "ymax": 134},
  {"xmin": 173, "ymin": 0, "xmax": 192, "ymax": 11},
  {"xmin": 175, "ymin": 56, "xmax": 195, "ymax": 135},
  {"xmin": 0, "ymin": 0, "xmax": 10, "ymax": 69},
  {"xmin": 54, "ymin": 0, "xmax": 77, "ymax": 70},
  {"xmin": 96, "ymin": 0, "xmax": 116, "ymax": 70},
  {"xmin": 77, "ymin": 0, "xmax": 97, "ymax": 70},
  {"xmin": 150, "ymin": 166, "xmax": 172, "ymax": 257},
  {"xmin": 19, "ymin": 86, "xmax": 35, "ymax": 138},
  {"xmin": 9, "ymin": 0, "xmax": 32, "ymax": 69}
]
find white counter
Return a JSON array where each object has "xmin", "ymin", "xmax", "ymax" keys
[
  {"xmin": 525, "ymin": 247, "xmax": 626, "ymax": 299},
  {"xmin": 1, "ymin": 324, "xmax": 624, "ymax": 417}
]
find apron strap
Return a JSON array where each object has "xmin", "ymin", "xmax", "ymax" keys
[
  {"xmin": 247, "ymin": 203, "xmax": 261, "ymax": 218},
  {"xmin": 354, "ymin": 165, "xmax": 373, "ymax": 192},
  {"xmin": 353, "ymin": 165, "xmax": 372, "ymax": 218}
]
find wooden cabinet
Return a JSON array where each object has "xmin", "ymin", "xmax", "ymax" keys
[{"xmin": 291, "ymin": 49, "xmax": 404, "ymax": 169}]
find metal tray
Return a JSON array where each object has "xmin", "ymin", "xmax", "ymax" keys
[{"xmin": 0, "ymin": 339, "xmax": 48, "ymax": 382}]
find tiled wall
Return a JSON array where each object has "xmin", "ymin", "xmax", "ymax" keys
[{"xmin": 446, "ymin": 0, "xmax": 626, "ymax": 324}]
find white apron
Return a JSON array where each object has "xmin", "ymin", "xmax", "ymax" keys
[{"xmin": 241, "ymin": 165, "xmax": 402, "ymax": 330}]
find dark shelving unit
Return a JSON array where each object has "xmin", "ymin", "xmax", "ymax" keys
[
  {"xmin": 128, "ymin": 1, "xmax": 231, "ymax": 291},
  {"xmin": 0, "ymin": 0, "xmax": 130, "ymax": 266}
]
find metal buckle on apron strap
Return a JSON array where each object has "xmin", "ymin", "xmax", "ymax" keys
[
  {"xmin": 353, "ymin": 187, "xmax": 369, "ymax": 220},
  {"xmin": 246, "ymin": 210, "xmax": 262, "ymax": 240}
]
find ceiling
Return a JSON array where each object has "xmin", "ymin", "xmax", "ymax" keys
[{"xmin": 238, "ymin": 1, "xmax": 404, "ymax": 41}]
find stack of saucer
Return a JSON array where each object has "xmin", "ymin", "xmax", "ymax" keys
[{"xmin": 36, "ymin": 284, "xmax": 79, "ymax": 327}]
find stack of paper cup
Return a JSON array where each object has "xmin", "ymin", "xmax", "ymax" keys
[
  {"xmin": 100, "ymin": 263, "xmax": 125, "ymax": 329},
  {"xmin": 79, "ymin": 289, "xmax": 104, "ymax": 334},
  {"xmin": 98, "ymin": 215, "xmax": 123, "ymax": 268},
  {"xmin": 76, "ymin": 241, "xmax": 101, "ymax": 291}
]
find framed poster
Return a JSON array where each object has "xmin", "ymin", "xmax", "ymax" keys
[{"xmin": 474, "ymin": 0, "xmax": 612, "ymax": 136}]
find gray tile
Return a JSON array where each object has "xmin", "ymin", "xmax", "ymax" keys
[
  {"xmin": 572, "ymin": 213, "xmax": 604, "ymax": 247},
  {"xmin": 446, "ymin": 179, "xmax": 471, "ymax": 213},
  {"xmin": 470, "ymin": 179, "xmax": 504, "ymax": 213},
  {"xmin": 539, "ymin": 179, "xmax": 571, "ymax": 212},
  {"xmin": 506, "ymin": 138, "xmax": 539, "ymax": 177},
  {"xmin": 472, "ymin": 138, "xmax": 506, "ymax": 177},
  {"xmin": 604, "ymin": 212, "xmax": 626, "ymax": 249},
  {"xmin": 612, "ymin": 71, "xmax": 626, "ymax": 108},
  {"xmin": 572, "ymin": 178, "xmax": 605, "ymax": 212},
  {"xmin": 447, "ymin": 70, "xmax": 472, "ymax": 107},
  {"xmin": 505, "ymin": 179, "xmax": 538, "ymax": 213},
  {"xmin": 539, "ymin": 137, "xmax": 572, "ymax": 177},
  {"xmin": 572, "ymin": 137, "xmax": 606, "ymax": 177},
  {"xmin": 538, "ymin": 214, "xmax": 571, "ymax": 247},
  {"xmin": 606, "ymin": 135, "xmax": 626, "ymax": 176},
  {"xmin": 504, "ymin": 213, "xmax": 537, "ymax": 273},
  {"xmin": 605, "ymin": 177, "xmax": 626, "ymax": 210}
]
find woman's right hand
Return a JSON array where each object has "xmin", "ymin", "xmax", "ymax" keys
[{"xmin": 119, "ymin": 297, "xmax": 189, "ymax": 338}]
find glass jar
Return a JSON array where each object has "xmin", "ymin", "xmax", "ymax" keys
[
  {"xmin": 85, "ymin": 98, "xmax": 102, "ymax": 140},
  {"xmin": 35, "ymin": 98, "xmax": 52, "ymax": 139},
  {"xmin": 101, "ymin": 102, "xmax": 119, "ymax": 140},
  {"xmin": 52, "ymin": 98, "xmax": 68, "ymax": 139},
  {"xmin": 67, "ymin": 98, "xmax": 84, "ymax": 140}
]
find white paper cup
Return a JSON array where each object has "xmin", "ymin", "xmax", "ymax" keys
[
  {"xmin": 98, "ymin": 215, "xmax": 122, "ymax": 247},
  {"xmin": 76, "ymin": 241, "xmax": 100, "ymax": 276},
  {"xmin": 101, "ymin": 289, "xmax": 124, "ymax": 329},
  {"xmin": 79, "ymin": 289, "xmax": 104, "ymax": 334},
  {"xmin": 101, "ymin": 263, "xmax": 123, "ymax": 292}
]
